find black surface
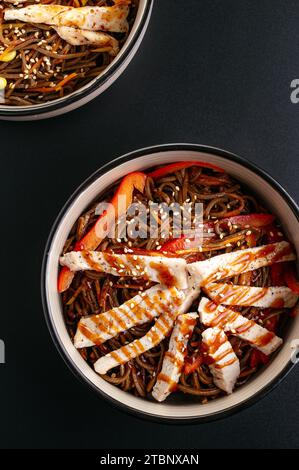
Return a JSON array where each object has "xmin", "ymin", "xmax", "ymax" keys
[{"xmin": 1, "ymin": 0, "xmax": 299, "ymax": 449}]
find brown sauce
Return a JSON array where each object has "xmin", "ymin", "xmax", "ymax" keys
[
  {"xmin": 149, "ymin": 261, "xmax": 176, "ymax": 287},
  {"xmin": 235, "ymin": 320, "xmax": 254, "ymax": 334},
  {"xmin": 255, "ymin": 331, "xmax": 275, "ymax": 347},
  {"xmin": 214, "ymin": 356, "xmax": 237, "ymax": 369},
  {"xmin": 78, "ymin": 322, "xmax": 104, "ymax": 345}
]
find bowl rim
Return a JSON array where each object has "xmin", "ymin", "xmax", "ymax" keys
[
  {"xmin": 41, "ymin": 143, "xmax": 299, "ymax": 424},
  {"xmin": 0, "ymin": 0, "xmax": 153, "ymax": 118}
]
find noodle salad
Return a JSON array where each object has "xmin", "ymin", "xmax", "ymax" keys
[{"xmin": 0, "ymin": 0, "xmax": 138, "ymax": 105}]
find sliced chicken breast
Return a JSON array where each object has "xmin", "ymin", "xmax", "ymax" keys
[
  {"xmin": 54, "ymin": 27, "xmax": 119, "ymax": 55},
  {"xmin": 201, "ymin": 327, "xmax": 240, "ymax": 394},
  {"xmin": 74, "ymin": 285, "xmax": 185, "ymax": 349},
  {"xmin": 188, "ymin": 241, "xmax": 295, "ymax": 286},
  {"xmin": 198, "ymin": 297, "xmax": 283, "ymax": 355},
  {"xmin": 152, "ymin": 313, "xmax": 198, "ymax": 402},
  {"xmin": 4, "ymin": 5, "xmax": 71, "ymax": 23},
  {"xmin": 94, "ymin": 287, "xmax": 200, "ymax": 375},
  {"xmin": 4, "ymin": 5, "xmax": 129, "ymax": 32},
  {"xmin": 60, "ymin": 251, "xmax": 188, "ymax": 289},
  {"xmin": 205, "ymin": 282, "xmax": 298, "ymax": 308}
]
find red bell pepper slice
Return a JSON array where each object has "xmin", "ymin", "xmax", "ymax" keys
[
  {"xmin": 222, "ymin": 213, "xmax": 275, "ymax": 228},
  {"xmin": 75, "ymin": 172, "xmax": 147, "ymax": 251},
  {"xmin": 196, "ymin": 174, "xmax": 230, "ymax": 186},
  {"xmin": 161, "ymin": 221, "xmax": 218, "ymax": 253},
  {"xmin": 57, "ymin": 266, "xmax": 75, "ymax": 294},
  {"xmin": 58, "ymin": 172, "xmax": 147, "ymax": 293},
  {"xmin": 250, "ymin": 350, "xmax": 269, "ymax": 368},
  {"xmin": 283, "ymin": 263, "xmax": 299, "ymax": 295},
  {"xmin": 270, "ymin": 263, "xmax": 285, "ymax": 286},
  {"xmin": 147, "ymin": 161, "xmax": 225, "ymax": 179},
  {"xmin": 184, "ymin": 353, "xmax": 203, "ymax": 375},
  {"xmin": 245, "ymin": 231, "xmax": 258, "ymax": 248}
]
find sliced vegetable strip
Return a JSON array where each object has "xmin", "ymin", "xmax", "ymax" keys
[{"xmin": 147, "ymin": 161, "xmax": 224, "ymax": 179}]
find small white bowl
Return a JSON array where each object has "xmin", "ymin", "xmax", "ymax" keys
[
  {"xmin": 42, "ymin": 144, "xmax": 299, "ymax": 422},
  {"xmin": 0, "ymin": 0, "xmax": 153, "ymax": 121}
]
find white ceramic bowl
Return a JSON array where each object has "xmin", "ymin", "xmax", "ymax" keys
[
  {"xmin": 0, "ymin": 0, "xmax": 153, "ymax": 121},
  {"xmin": 42, "ymin": 144, "xmax": 299, "ymax": 422}
]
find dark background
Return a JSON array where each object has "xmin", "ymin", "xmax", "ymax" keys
[{"xmin": 1, "ymin": 0, "xmax": 299, "ymax": 449}]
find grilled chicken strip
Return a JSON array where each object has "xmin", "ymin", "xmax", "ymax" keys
[
  {"xmin": 54, "ymin": 27, "xmax": 119, "ymax": 55},
  {"xmin": 152, "ymin": 313, "xmax": 198, "ymax": 402},
  {"xmin": 198, "ymin": 297, "xmax": 283, "ymax": 355},
  {"xmin": 188, "ymin": 241, "xmax": 295, "ymax": 286},
  {"xmin": 74, "ymin": 285, "xmax": 185, "ymax": 349},
  {"xmin": 4, "ymin": 5, "xmax": 129, "ymax": 32},
  {"xmin": 201, "ymin": 327, "xmax": 240, "ymax": 394},
  {"xmin": 60, "ymin": 251, "xmax": 188, "ymax": 289},
  {"xmin": 205, "ymin": 283, "xmax": 298, "ymax": 308},
  {"xmin": 94, "ymin": 286, "xmax": 200, "ymax": 374}
]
